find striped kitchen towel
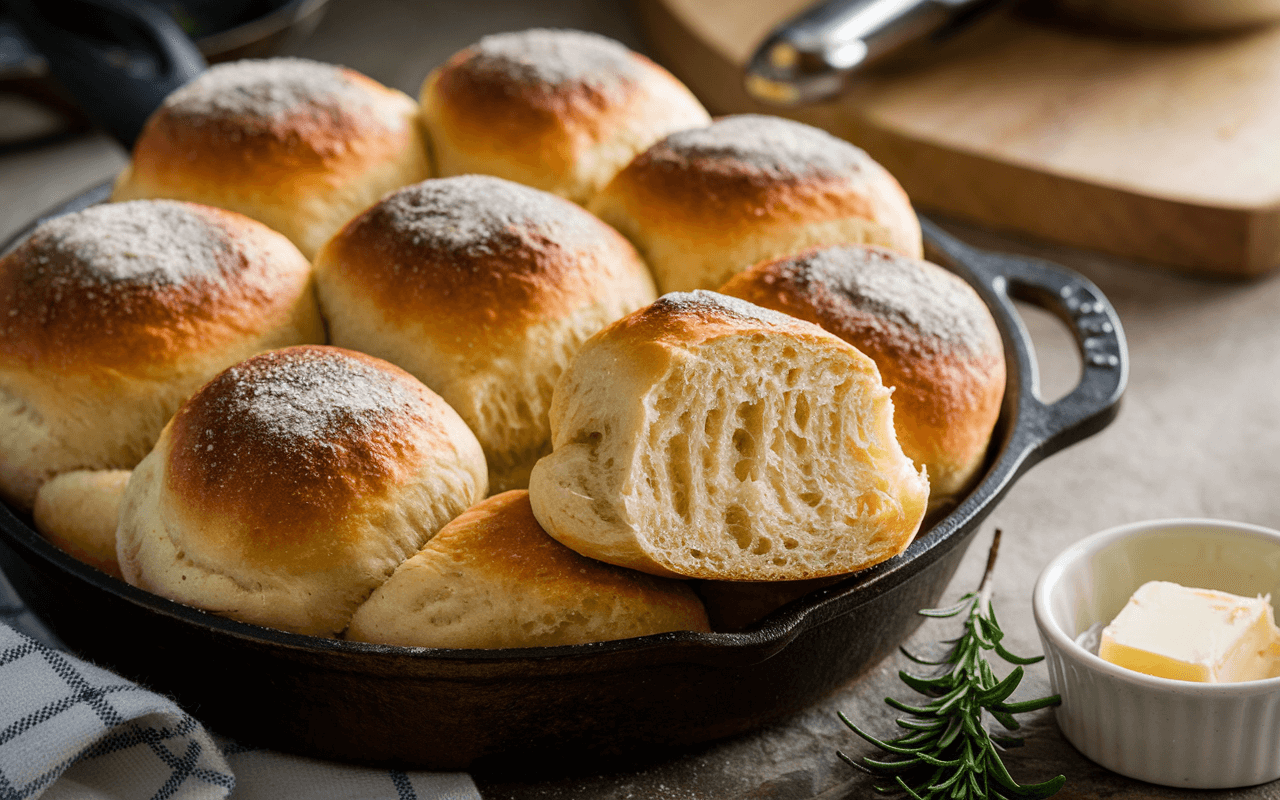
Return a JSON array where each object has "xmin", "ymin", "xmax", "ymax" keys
[{"xmin": 0, "ymin": 615, "xmax": 480, "ymax": 800}]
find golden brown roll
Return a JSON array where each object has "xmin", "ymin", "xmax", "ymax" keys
[
  {"xmin": 528, "ymin": 291, "xmax": 928, "ymax": 581},
  {"xmin": 116, "ymin": 345, "xmax": 488, "ymax": 638},
  {"xmin": 33, "ymin": 470, "xmax": 131, "ymax": 580},
  {"xmin": 720, "ymin": 245, "xmax": 1005, "ymax": 509},
  {"xmin": 113, "ymin": 57, "xmax": 431, "ymax": 258},
  {"xmin": 314, "ymin": 175, "xmax": 657, "ymax": 494},
  {"xmin": 589, "ymin": 114, "xmax": 923, "ymax": 294},
  {"xmin": 0, "ymin": 200, "xmax": 324, "ymax": 511},
  {"xmin": 420, "ymin": 29, "xmax": 711, "ymax": 205},
  {"xmin": 348, "ymin": 490, "xmax": 710, "ymax": 648}
]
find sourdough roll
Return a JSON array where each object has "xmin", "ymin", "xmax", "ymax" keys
[
  {"xmin": 720, "ymin": 245, "xmax": 1005, "ymax": 508},
  {"xmin": 314, "ymin": 175, "xmax": 657, "ymax": 494},
  {"xmin": 0, "ymin": 200, "xmax": 323, "ymax": 510},
  {"xmin": 34, "ymin": 470, "xmax": 131, "ymax": 579},
  {"xmin": 528, "ymin": 291, "xmax": 929, "ymax": 581},
  {"xmin": 348, "ymin": 490, "xmax": 710, "ymax": 648},
  {"xmin": 420, "ymin": 29, "xmax": 711, "ymax": 205},
  {"xmin": 116, "ymin": 346, "xmax": 487, "ymax": 638},
  {"xmin": 588, "ymin": 114, "xmax": 922, "ymax": 294},
  {"xmin": 113, "ymin": 58, "xmax": 431, "ymax": 258}
]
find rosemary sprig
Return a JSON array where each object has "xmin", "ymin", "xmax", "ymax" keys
[{"xmin": 837, "ymin": 529, "xmax": 1065, "ymax": 800}]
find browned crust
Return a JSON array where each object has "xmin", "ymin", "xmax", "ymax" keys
[
  {"xmin": 424, "ymin": 44, "xmax": 654, "ymax": 158},
  {"xmin": 128, "ymin": 68, "xmax": 418, "ymax": 194},
  {"xmin": 164, "ymin": 346, "xmax": 443, "ymax": 566},
  {"xmin": 602, "ymin": 151, "xmax": 876, "ymax": 239},
  {"xmin": 604, "ymin": 290, "xmax": 848, "ymax": 353},
  {"xmin": 429, "ymin": 490, "xmax": 709, "ymax": 626},
  {"xmin": 317, "ymin": 180, "xmax": 648, "ymax": 337},
  {"xmin": 719, "ymin": 246, "xmax": 1005, "ymax": 472},
  {"xmin": 0, "ymin": 201, "xmax": 312, "ymax": 375}
]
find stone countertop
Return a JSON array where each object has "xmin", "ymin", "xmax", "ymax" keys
[{"xmin": 1, "ymin": 1, "xmax": 1278, "ymax": 798}]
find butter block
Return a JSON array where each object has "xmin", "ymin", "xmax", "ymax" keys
[{"xmin": 1098, "ymin": 580, "xmax": 1280, "ymax": 683}]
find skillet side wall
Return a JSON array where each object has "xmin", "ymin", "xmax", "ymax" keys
[{"xmin": 0, "ymin": 510, "xmax": 972, "ymax": 770}]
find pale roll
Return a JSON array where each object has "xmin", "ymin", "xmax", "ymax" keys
[
  {"xmin": 720, "ymin": 245, "xmax": 1005, "ymax": 509},
  {"xmin": 528, "ymin": 291, "xmax": 929, "ymax": 581},
  {"xmin": 348, "ymin": 490, "xmax": 710, "ymax": 648},
  {"xmin": 33, "ymin": 470, "xmax": 131, "ymax": 580}
]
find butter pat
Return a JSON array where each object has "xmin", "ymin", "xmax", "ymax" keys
[{"xmin": 1098, "ymin": 581, "xmax": 1280, "ymax": 683}]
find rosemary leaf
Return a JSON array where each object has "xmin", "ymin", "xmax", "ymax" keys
[
  {"xmin": 897, "ymin": 718, "xmax": 947, "ymax": 732},
  {"xmin": 885, "ymin": 698, "xmax": 937, "ymax": 716},
  {"xmin": 902, "ymin": 647, "xmax": 950, "ymax": 666},
  {"xmin": 836, "ymin": 530, "xmax": 1066, "ymax": 799}
]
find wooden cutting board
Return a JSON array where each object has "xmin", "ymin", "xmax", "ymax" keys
[{"xmin": 636, "ymin": 0, "xmax": 1280, "ymax": 277}]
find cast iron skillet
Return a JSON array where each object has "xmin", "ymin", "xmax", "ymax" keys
[{"xmin": 0, "ymin": 181, "xmax": 1127, "ymax": 771}]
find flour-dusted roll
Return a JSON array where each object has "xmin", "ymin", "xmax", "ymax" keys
[
  {"xmin": 117, "ymin": 346, "xmax": 487, "ymax": 638},
  {"xmin": 348, "ymin": 490, "xmax": 710, "ymax": 648},
  {"xmin": 420, "ymin": 29, "xmax": 711, "ymax": 205},
  {"xmin": 113, "ymin": 58, "xmax": 431, "ymax": 258},
  {"xmin": 314, "ymin": 175, "xmax": 657, "ymax": 494},
  {"xmin": 588, "ymin": 114, "xmax": 922, "ymax": 294},
  {"xmin": 528, "ymin": 291, "xmax": 928, "ymax": 581},
  {"xmin": 720, "ymin": 245, "xmax": 1005, "ymax": 509},
  {"xmin": 33, "ymin": 470, "xmax": 131, "ymax": 579},
  {"xmin": 0, "ymin": 200, "xmax": 323, "ymax": 511}
]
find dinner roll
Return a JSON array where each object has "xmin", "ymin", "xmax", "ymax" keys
[
  {"xmin": 33, "ymin": 470, "xmax": 131, "ymax": 579},
  {"xmin": 112, "ymin": 57, "xmax": 431, "ymax": 258},
  {"xmin": 116, "ymin": 346, "xmax": 487, "ymax": 637},
  {"xmin": 314, "ymin": 175, "xmax": 657, "ymax": 494},
  {"xmin": 589, "ymin": 115, "xmax": 923, "ymax": 294},
  {"xmin": 0, "ymin": 200, "xmax": 323, "ymax": 510},
  {"xmin": 528, "ymin": 291, "xmax": 928, "ymax": 581},
  {"xmin": 348, "ymin": 490, "xmax": 710, "ymax": 648},
  {"xmin": 420, "ymin": 29, "xmax": 711, "ymax": 205},
  {"xmin": 720, "ymin": 245, "xmax": 1005, "ymax": 509}
]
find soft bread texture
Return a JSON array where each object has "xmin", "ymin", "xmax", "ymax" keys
[
  {"xmin": 116, "ymin": 346, "xmax": 487, "ymax": 637},
  {"xmin": 527, "ymin": 291, "xmax": 929, "ymax": 581},
  {"xmin": 348, "ymin": 490, "xmax": 710, "ymax": 648},
  {"xmin": 33, "ymin": 469, "xmax": 131, "ymax": 579},
  {"xmin": 420, "ymin": 29, "xmax": 711, "ymax": 205},
  {"xmin": 588, "ymin": 115, "xmax": 922, "ymax": 294},
  {"xmin": 0, "ymin": 200, "xmax": 324, "ymax": 510},
  {"xmin": 720, "ymin": 245, "xmax": 1005, "ymax": 509},
  {"xmin": 314, "ymin": 175, "xmax": 657, "ymax": 493},
  {"xmin": 112, "ymin": 58, "xmax": 431, "ymax": 258}
]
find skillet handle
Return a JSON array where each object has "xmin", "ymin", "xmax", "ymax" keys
[
  {"xmin": 7, "ymin": 0, "xmax": 206, "ymax": 150},
  {"xmin": 920, "ymin": 217, "xmax": 1127, "ymax": 470}
]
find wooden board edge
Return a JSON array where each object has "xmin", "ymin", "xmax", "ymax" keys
[{"xmin": 635, "ymin": 0, "xmax": 1280, "ymax": 278}]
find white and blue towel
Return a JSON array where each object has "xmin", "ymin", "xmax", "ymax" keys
[{"xmin": 0, "ymin": 573, "xmax": 480, "ymax": 800}]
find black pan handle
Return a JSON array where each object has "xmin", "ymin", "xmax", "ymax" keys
[
  {"xmin": 921, "ymin": 217, "xmax": 1127, "ymax": 473},
  {"xmin": 6, "ymin": 0, "xmax": 206, "ymax": 150}
]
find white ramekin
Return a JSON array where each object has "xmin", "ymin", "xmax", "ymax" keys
[{"xmin": 1033, "ymin": 518, "xmax": 1280, "ymax": 789}]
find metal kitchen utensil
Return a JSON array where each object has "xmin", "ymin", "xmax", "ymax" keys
[{"xmin": 744, "ymin": 0, "xmax": 1006, "ymax": 105}]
